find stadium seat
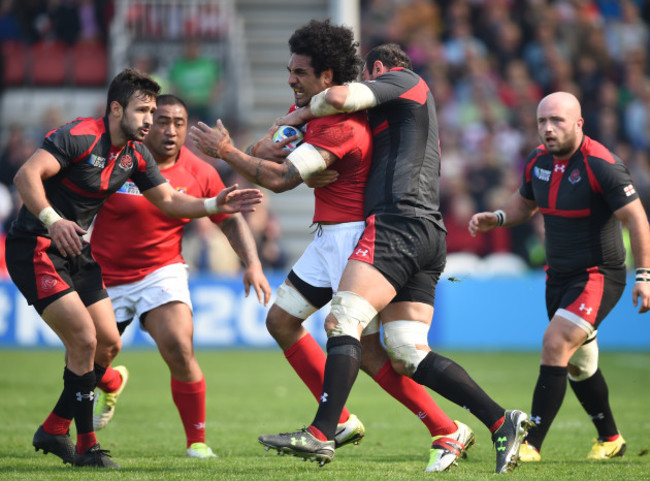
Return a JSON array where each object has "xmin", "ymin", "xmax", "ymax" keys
[
  {"xmin": 70, "ymin": 40, "xmax": 108, "ymax": 86},
  {"xmin": 1, "ymin": 40, "xmax": 28, "ymax": 86},
  {"xmin": 31, "ymin": 41, "xmax": 68, "ymax": 86},
  {"xmin": 482, "ymin": 253, "xmax": 528, "ymax": 276},
  {"xmin": 443, "ymin": 252, "xmax": 482, "ymax": 277}
]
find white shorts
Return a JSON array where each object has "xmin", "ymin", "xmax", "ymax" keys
[
  {"xmin": 292, "ymin": 221, "xmax": 365, "ymax": 292},
  {"xmin": 107, "ymin": 263, "xmax": 192, "ymax": 325}
]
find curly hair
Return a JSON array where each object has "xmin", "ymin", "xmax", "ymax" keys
[
  {"xmin": 105, "ymin": 68, "xmax": 160, "ymax": 116},
  {"xmin": 365, "ymin": 43, "xmax": 412, "ymax": 71},
  {"xmin": 288, "ymin": 19, "xmax": 361, "ymax": 84}
]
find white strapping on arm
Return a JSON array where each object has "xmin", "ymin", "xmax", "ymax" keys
[
  {"xmin": 38, "ymin": 206, "xmax": 63, "ymax": 228},
  {"xmin": 310, "ymin": 83, "xmax": 378, "ymax": 117},
  {"xmin": 342, "ymin": 83, "xmax": 378, "ymax": 112},
  {"xmin": 287, "ymin": 142, "xmax": 327, "ymax": 180}
]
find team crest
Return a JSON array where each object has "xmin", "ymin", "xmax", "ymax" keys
[
  {"xmin": 40, "ymin": 274, "xmax": 58, "ymax": 290},
  {"xmin": 119, "ymin": 154, "xmax": 133, "ymax": 170},
  {"xmin": 624, "ymin": 184, "xmax": 636, "ymax": 197},
  {"xmin": 568, "ymin": 168, "xmax": 581, "ymax": 184}
]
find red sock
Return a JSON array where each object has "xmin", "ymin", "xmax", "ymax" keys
[
  {"xmin": 285, "ymin": 334, "xmax": 350, "ymax": 424},
  {"xmin": 97, "ymin": 365, "xmax": 122, "ymax": 393},
  {"xmin": 308, "ymin": 425, "xmax": 328, "ymax": 441},
  {"xmin": 42, "ymin": 412, "xmax": 72, "ymax": 436},
  {"xmin": 490, "ymin": 416, "xmax": 505, "ymax": 434},
  {"xmin": 76, "ymin": 432, "xmax": 98, "ymax": 453},
  {"xmin": 171, "ymin": 376, "xmax": 206, "ymax": 447},
  {"xmin": 373, "ymin": 359, "xmax": 457, "ymax": 437}
]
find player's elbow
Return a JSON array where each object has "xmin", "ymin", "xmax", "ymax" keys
[{"xmin": 325, "ymin": 88, "xmax": 347, "ymax": 110}]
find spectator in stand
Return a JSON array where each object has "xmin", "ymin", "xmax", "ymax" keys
[{"xmin": 169, "ymin": 38, "xmax": 223, "ymax": 124}]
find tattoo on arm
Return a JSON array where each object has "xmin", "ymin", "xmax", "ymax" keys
[
  {"xmin": 281, "ymin": 161, "xmax": 303, "ymax": 187},
  {"xmin": 254, "ymin": 159, "xmax": 264, "ymax": 185}
]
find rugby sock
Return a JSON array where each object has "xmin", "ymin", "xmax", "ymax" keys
[
  {"xmin": 526, "ymin": 365, "xmax": 568, "ymax": 450},
  {"xmin": 311, "ymin": 336, "xmax": 361, "ymax": 440},
  {"xmin": 285, "ymin": 334, "xmax": 351, "ymax": 424},
  {"xmin": 412, "ymin": 351, "xmax": 504, "ymax": 430},
  {"xmin": 93, "ymin": 363, "xmax": 107, "ymax": 388},
  {"xmin": 373, "ymin": 359, "xmax": 457, "ymax": 436},
  {"xmin": 63, "ymin": 368, "xmax": 97, "ymax": 453},
  {"xmin": 171, "ymin": 376, "xmax": 207, "ymax": 447},
  {"xmin": 569, "ymin": 368, "xmax": 619, "ymax": 440},
  {"xmin": 42, "ymin": 410, "xmax": 72, "ymax": 436},
  {"xmin": 96, "ymin": 365, "xmax": 122, "ymax": 393}
]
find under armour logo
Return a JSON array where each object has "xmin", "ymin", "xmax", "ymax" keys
[
  {"xmin": 554, "ymin": 164, "xmax": 566, "ymax": 172},
  {"xmin": 291, "ymin": 435, "xmax": 308, "ymax": 447},
  {"xmin": 579, "ymin": 303, "xmax": 593, "ymax": 315},
  {"xmin": 193, "ymin": 422, "xmax": 206, "ymax": 430},
  {"xmin": 530, "ymin": 415, "xmax": 541, "ymax": 425},
  {"xmin": 109, "ymin": 152, "xmax": 119, "ymax": 162},
  {"xmin": 496, "ymin": 436, "xmax": 507, "ymax": 451},
  {"xmin": 417, "ymin": 411, "xmax": 427, "ymax": 419},
  {"xmin": 589, "ymin": 412, "xmax": 605, "ymax": 421},
  {"xmin": 320, "ymin": 392, "xmax": 328, "ymax": 403},
  {"xmin": 355, "ymin": 248, "xmax": 368, "ymax": 257},
  {"xmin": 76, "ymin": 391, "xmax": 95, "ymax": 402}
]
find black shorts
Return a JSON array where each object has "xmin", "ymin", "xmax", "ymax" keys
[
  {"xmin": 5, "ymin": 232, "xmax": 107, "ymax": 314},
  {"xmin": 348, "ymin": 213, "xmax": 446, "ymax": 306},
  {"xmin": 545, "ymin": 265, "xmax": 626, "ymax": 329}
]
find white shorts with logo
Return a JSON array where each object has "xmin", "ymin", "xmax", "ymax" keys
[
  {"xmin": 107, "ymin": 263, "xmax": 192, "ymax": 325},
  {"xmin": 290, "ymin": 221, "xmax": 380, "ymax": 336},
  {"xmin": 293, "ymin": 221, "xmax": 365, "ymax": 292}
]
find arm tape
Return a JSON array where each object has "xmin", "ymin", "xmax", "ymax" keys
[
  {"xmin": 310, "ymin": 88, "xmax": 340, "ymax": 117},
  {"xmin": 287, "ymin": 143, "xmax": 327, "ymax": 180},
  {"xmin": 38, "ymin": 206, "xmax": 63, "ymax": 228},
  {"xmin": 204, "ymin": 197, "xmax": 220, "ymax": 215},
  {"xmin": 494, "ymin": 209, "xmax": 506, "ymax": 227},
  {"xmin": 341, "ymin": 83, "xmax": 378, "ymax": 112}
]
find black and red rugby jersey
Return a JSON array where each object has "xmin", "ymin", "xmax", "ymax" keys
[
  {"xmin": 520, "ymin": 135, "xmax": 639, "ymax": 273},
  {"xmin": 10, "ymin": 116, "xmax": 165, "ymax": 237},
  {"xmin": 361, "ymin": 68, "xmax": 444, "ymax": 230}
]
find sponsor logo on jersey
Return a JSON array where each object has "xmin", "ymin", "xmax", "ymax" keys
[
  {"xmin": 579, "ymin": 303, "xmax": 593, "ymax": 316},
  {"xmin": 116, "ymin": 180, "xmax": 142, "ymax": 196},
  {"xmin": 554, "ymin": 164, "xmax": 566, "ymax": 173},
  {"xmin": 119, "ymin": 154, "xmax": 133, "ymax": 170},
  {"xmin": 624, "ymin": 184, "xmax": 636, "ymax": 197},
  {"xmin": 40, "ymin": 274, "xmax": 58, "ymax": 290},
  {"xmin": 109, "ymin": 152, "xmax": 119, "ymax": 162},
  {"xmin": 355, "ymin": 248, "xmax": 369, "ymax": 257},
  {"xmin": 533, "ymin": 166, "xmax": 551, "ymax": 181},
  {"xmin": 87, "ymin": 154, "xmax": 107, "ymax": 168},
  {"xmin": 568, "ymin": 168, "xmax": 581, "ymax": 184}
]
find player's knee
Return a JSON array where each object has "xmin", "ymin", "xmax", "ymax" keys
[
  {"xmin": 568, "ymin": 340, "xmax": 599, "ymax": 381},
  {"xmin": 273, "ymin": 282, "xmax": 317, "ymax": 321},
  {"xmin": 359, "ymin": 330, "xmax": 388, "ymax": 376},
  {"xmin": 327, "ymin": 291, "xmax": 377, "ymax": 339},
  {"xmin": 382, "ymin": 320, "xmax": 430, "ymax": 377}
]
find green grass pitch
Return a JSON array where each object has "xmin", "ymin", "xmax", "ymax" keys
[{"xmin": 0, "ymin": 349, "xmax": 648, "ymax": 480}]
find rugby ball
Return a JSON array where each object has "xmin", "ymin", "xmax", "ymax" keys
[{"xmin": 272, "ymin": 125, "xmax": 304, "ymax": 151}]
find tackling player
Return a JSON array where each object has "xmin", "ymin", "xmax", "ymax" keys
[
  {"xmin": 469, "ymin": 91, "xmax": 650, "ymax": 461},
  {"xmin": 90, "ymin": 94, "xmax": 271, "ymax": 458},
  {"xmin": 191, "ymin": 21, "xmax": 474, "ymax": 472}
]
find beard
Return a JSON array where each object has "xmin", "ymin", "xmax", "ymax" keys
[
  {"xmin": 121, "ymin": 117, "xmax": 145, "ymax": 141},
  {"xmin": 543, "ymin": 133, "xmax": 578, "ymax": 158}
]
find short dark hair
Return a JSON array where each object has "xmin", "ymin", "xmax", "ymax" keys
[
  {"xmin": 105, "ymin": 68, "xmax": 160, "ymax": 116},
  {"xmin": 364, "ymin": 43, "xmax": 412, "ymax": 71},
  {"xmin": 288, "ymin": 19, "xmax": 361, "ymax": 84},
  {"xmin": 156, "ymin": 94, "xmax": 188, "ymax": 114}
]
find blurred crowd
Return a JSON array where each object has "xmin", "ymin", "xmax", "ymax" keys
[
  {"xmin": 2, "ymin": 0, "xmax": 650, "ymax": 278},
  {"xmin": 361, "ymin": 0, "xmax": 650, "ymax": 269}
]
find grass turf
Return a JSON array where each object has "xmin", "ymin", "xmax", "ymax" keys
[{"xmin": 0, "ymin": 350, "xmax": 648, "ymax": 480}]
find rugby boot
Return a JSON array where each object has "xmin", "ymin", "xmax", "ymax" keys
[
  {"xmin": 74, "ymin": 443, "xmax": 119, "ymax": 468},
  {"xmin": 334, "ymin": 413, "xmax": 365, "ymax": 448},
  {"xmin": 93, "ymin": 365, "xmax": 129, "ymax": 430},
  {"xmin": 587, "ymin": 435, "xmax": 626, "ymax": 460},
  {"xmin": 32, "ymin": 425, "xmax": 75, "ymax": 464},
  {"xmin": 187, "ymin": 442, "xmax": 217, "ymax": 458},
  {"xmin": 426, "ymin": 420, "xmax": 476, "ymax": 472},
  {"xmin": 259, "ymin": 428, "xmax": 335, "ymax": 466},
  {"xmin": 492, "ymin": 410, "xmax": 531, "ymax": 473}
]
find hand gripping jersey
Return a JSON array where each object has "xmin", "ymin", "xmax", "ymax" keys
[
  {"xmin": 9, "ymin": 117, "xmax": 166, "ymax": 237},
  {"xmin": 361, "ymin": 68, "xmax": 444, "ymax": 230},
  {"xmin": 287, "ymin": 104, "xmax": 372, "ymax": 223},
  {"xmin": 520, "ymin": 135, "xmax": 639, "ymax": 273},
  {"xmin": 91, "ymin": 146, "xmax": 230, "ymax": 286}
]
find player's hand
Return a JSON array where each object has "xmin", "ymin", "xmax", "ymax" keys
[
  {"xmin": 190, "ymin": 120, "xmax": 231, "ymax": 159},
  {"xmin": 274, "ymin": 106, "xmax": 311, "ymax": 127},
  {"xmin": 215, "ymin": 184, "xmax": 263, "ymax": 214},
  {"xmin": 253, "ymin": 136, "xmax": 292, "ymax": 163},
  {"xmin": 468, "ymin": 212, "xmax": 499, "ymax": 237},
  {"xmin": 305, "ymin": 169, "xmax": 339, "ymax": 188},
  {"xmin": 632, "ymin": 281, "xmax": 650, "ymax": 314},
  {"xmin": 242, "ymin": 262, "xmax": 272, "ymax": 306},
  {"xmin": 48, "ymin": 219, "xmax": 87, "ymax": 257}
]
